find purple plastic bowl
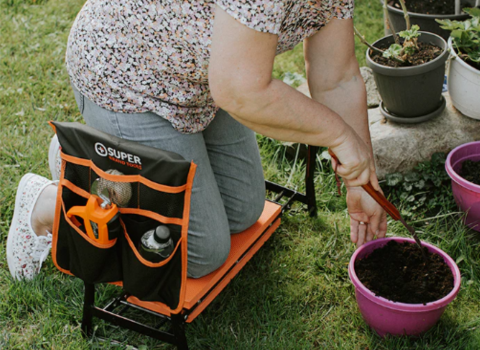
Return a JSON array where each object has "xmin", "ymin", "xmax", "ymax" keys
[
  {"xmin": 348, "ymin": 237, "xmax": 461, "ymax": 337},
  {"xmin": 446, "ymin": 142, "xmax": 480, "ymax": 232}
]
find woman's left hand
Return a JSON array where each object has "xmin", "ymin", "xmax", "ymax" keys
[{"xmin": 346, "ymin": 185, "xmax": 387, "ymax": 248}]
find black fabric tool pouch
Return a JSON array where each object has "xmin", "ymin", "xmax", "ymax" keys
[{"xmin": 50, "ymin": 121, "xmax": 196, "ymax": 310}]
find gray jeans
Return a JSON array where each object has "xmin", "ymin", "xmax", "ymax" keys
[{"xmin": 72, "ymin": 86, "xmax": 265, "ymax": 278}]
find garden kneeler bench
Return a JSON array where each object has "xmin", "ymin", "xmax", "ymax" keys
[{"xmin": 50, "ymin": 121, "xmax": 319, "ymax": 350}]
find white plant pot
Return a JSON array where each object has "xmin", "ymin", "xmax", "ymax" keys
[{"xmin": 447, "ymin": 37, "xmax": 480, "ymax": 120}]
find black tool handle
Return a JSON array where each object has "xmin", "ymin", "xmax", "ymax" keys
[{"xmin": 107, "ymin": 212, "xmax": 123, "ymax": 240}]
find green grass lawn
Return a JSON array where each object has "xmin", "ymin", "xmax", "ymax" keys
[{"xmin": 1, "ymin": 0, "xmax": 480, "ymax": 349}]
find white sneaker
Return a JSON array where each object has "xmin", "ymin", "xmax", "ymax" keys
[
  {"xmin": 48, "ymin": 134, "xmax": 61, "ymax": 181},
  {"xmin": 6, "ymin": 173, "xmax": 55, "ymax": 281}
]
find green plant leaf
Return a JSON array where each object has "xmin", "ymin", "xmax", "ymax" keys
[
  {"xmin": 438, "ymin": 10, "xmax": 480, "ymax": 65},
  {"xmin": 465, "ymin": 19, "xmax": 472, "ymax": 31},
  {"xmin": 431, "ymin": 152, "xmax": 446, "ymax": 165},
  {"xmin": 437, "ymin": 19, "xmax": 466, "ymax": 31},
  {"xmin": 380, "ymin": 151, "xmax": 455, "ymax": 217},
  {"xmin": 414, "ymin": 180, "xmax": 426, "ymax": 189},
  {"xmin": 451, "ymin": 29, "xmax": 463, "ymax": 40},
  {"xmin": 464, "ymin": 7, "xmax": 480, "ymax": 18},
  {"xmin": 472, "ymin": 16, "xmax": 480, "ymax": 30},
  {"xmin": 468, "ymin": 51, "xmax": 480, "ymax": 62},
  {"xmin": 383, "ymin": 44, "xmax": 403, "ymax": 59},
  {"xmin": 436, "ymin": 18, "xmax": 451, "ymax": 27},
  {"xmin": 422, "ymin": 172, "xmax": 431, "ymax": 181},
  {"xmin": 399, "ymin": 25, "xmax": 421, "ymax": 40},
  {"xmin": 386, "ymin": 173, "xmax": 403, "ymax": 186},
  {"xmin": 404, "ymin": 172, "xmax": 420, "ymax": 182},
  {"xmin": 404, "ymin": 46, "xmax": 416, "ymax": 55}
]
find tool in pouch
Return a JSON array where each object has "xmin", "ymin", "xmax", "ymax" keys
[
  {"xmin": 67, "ymin": 170, "xmax": 132, "ymax": 245},
  {"xmin": 328, "ymin": 149, "xmax": 428, "ymax": 261}
]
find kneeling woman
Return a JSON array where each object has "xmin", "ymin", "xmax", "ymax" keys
[{"xmin": 7, "ymin": 0, "xmax": 387, "ymax": 280}]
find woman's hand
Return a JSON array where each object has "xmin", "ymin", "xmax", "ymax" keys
[
  {"xmin": 329, "ymin": 128, "xmax": 380, "ymax": 190},
  {"xmin": 346, "ymin": 185, "xmax": 387, "ymax": 247}
]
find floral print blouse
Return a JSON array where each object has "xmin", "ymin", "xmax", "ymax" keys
[{"xmin": 66, "ymin": 0, "xmax": 354, "ymax": 134}]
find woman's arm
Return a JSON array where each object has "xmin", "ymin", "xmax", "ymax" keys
[
  {"xmin": 209, "ymin": 6, "xmax": 375, "ymax": 188},
  {"xmin": 305, "ymin": 18, "xmax": 372, "ymax": 160},
  {"xmin": 304, "ymin": 19, "xmax": 387, "ymax": 245}
]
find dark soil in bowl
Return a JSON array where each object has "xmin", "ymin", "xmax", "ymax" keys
[
  {"xmin": 465, "ymin": 60, "xmax": 480, "ymax": 71},
  {"xmin": 452, "ymin": 49, "xmax": 480, "ymax": 71},
  {"xmin": 389, "ymin": 0, "xmax": 458, "ymax": 15},
  {"xmin": 355, "ymin": 240, "xmax": 454, "ymax": 304},
  {"xmin": 371, "ymin": 42, "xmax": 443, "ymax": 67},
  {"xmin": 460, "ymin": 160, "xmax": 480, "ymax": 185}
]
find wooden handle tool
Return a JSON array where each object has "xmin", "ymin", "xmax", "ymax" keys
[{"xmin": 328, "ymin": 149, "xmax": 426, "ymax": 257}]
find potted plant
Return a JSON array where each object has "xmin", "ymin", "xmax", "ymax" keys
[
  {"xmin": 356, "ymin": 0, "xmax": 449, "ymax": 123},
  {"xmin": 349, "ymin": 237, "xmax": 461, "ymax": 336},
  {"xmin": 382, "ymin": 0, "xmax": 475, "ymax": 41},
  {"xmin": 446, "ymin": 141, "xmax": 480, "ymax": 231},
  {"xmin": 328, "ymin": 152, "xmax": 461, "ymax": 336},
  {"xmin": 437, "ymin": 8, "xmax": 480, "ymax": 119}
]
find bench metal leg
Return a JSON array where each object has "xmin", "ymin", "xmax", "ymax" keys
[
  {"xmin": 171, "ymin": 313, "xmax": 189, "ymax": 350},
  {"xmin": 81, "ymin": 282, "xmax": 95, "ymax": 337},
  {"xmin": 80, "ymin": 282, "xmax": 189, "ymax": 349}
]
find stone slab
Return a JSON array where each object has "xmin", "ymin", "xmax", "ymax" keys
[{"xmin": 369, "ymin": 93, "xmax": 480, "ymax": 179}]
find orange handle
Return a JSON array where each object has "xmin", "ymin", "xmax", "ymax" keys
[
  {"xmin": 361, "ymin": 182, "xmax": 401, "ymax": 220},
  {"xmin": 328, "ymin": 149, "xmax": 401, "ymax": 221},
  {"xmin": 67, "ymin": 196, "xmax": 118, "ymax": 244}
]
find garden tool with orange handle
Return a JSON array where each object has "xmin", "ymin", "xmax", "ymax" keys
[
  {"xmin": 66, "ymin": 173, "xmax": 130, "ymax": 245},
  {"xmin": 67, "ymin": 195, "xmax": 121, "ymax": 245},
  {"xmin": 328, "ymin": 149, "xmax": 427, "ymax": 260}
]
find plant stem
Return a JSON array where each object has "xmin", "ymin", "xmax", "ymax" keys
[
  {"xmin": 383, "ymin": 0, "xmax": 399, "ymax": 44},
  {"xmin": 398, "ymin": 0, "xmax": 411, "ymax": 30},
  {"xmin": 354, "ymin": 26, "xmax": 405, "ymax": 64},
  {"xmin": 354, "ymin": 26, "xmax": 385, "ymax": 55}
]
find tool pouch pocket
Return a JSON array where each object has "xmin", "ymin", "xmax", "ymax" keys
[
  {"xmin": 55, "ymin": 186, "xmax": 122, "ymax": 283},
  {"xmin": 50, "ymin": 121, "xmax": 196, "ymax": 311},
  {"xmin": 121, "ymin": 214, "xmax": 183, "ymax": 305}
]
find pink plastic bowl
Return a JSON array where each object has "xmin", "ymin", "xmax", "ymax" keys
[
  {"xmin": 348, "ymin": 237, "xmax": 461, "ymax": 337},
  {"xmin": 446, "ymin": 141, "xmax": 480, "ymax": 232}
]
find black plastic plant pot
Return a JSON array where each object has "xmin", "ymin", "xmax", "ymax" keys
[
  {"xmin": 366, "ymin": 32, "xmax": 448, "ymax": 122},
  {"xmin": 382, "ymin": 1, "xmax": 470, "ymax": 41}
]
